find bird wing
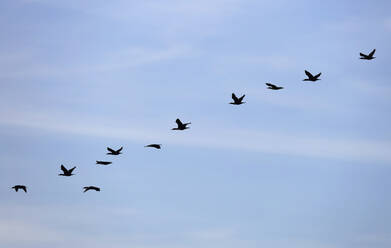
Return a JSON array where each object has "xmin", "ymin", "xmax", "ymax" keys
[
  {"xmin": 231, "ymin": 93, "xmax": 239, "ymax": 102},
  {"xmin": 176, "ymin": 118, "xmax": 183, "ymax": 126},
  {"xmin": 21, "ymin": 186, "xmax": 27, "ymax": 193},
  {"xmin": 369, "ymin": 49, "xmax": 376, "ymax": 57},
  {"xmin": 83, "ymin": 187, "xmax": 89, "ymax": 192},
  {"xmin": 116, "ymin": 147, "xmax": 123, "ymax": 153},
  {"xmin": 107, "ymin": 147, "xmax": 115, "ymax": 153},
  {"xmin": 266, "ymin": 83, "xmax": 275, "ymax": 87},
  {"xmin": 60, "ymin": 165, "xmax": 68, "ymax": 173},
  {"xmin": 68, "ymin": 166, "xmax": 76, "ymax": 173},
  {"xmin": 305, "ymin": 70, "xmax": 313, "ymax": 78},
  {"xmin": 314, "ymin": 72, "xmax": 321, "ymax": 79},
  {"xmin": 238, "ymin": 94, "xmax": 245, "ymax": 101},
  {"xmin": 360, "ymin": 52, "xmax": 367, "ymax": 57}
]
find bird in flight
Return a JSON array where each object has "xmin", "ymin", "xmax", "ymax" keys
[
  {"xmin": 83, "ymin": 186, "xmax": 100, "ymax": 193},
  {"xmin": 230, "ymin": 93, "xmax": 246, "ymax": 105},
  {"xmin": 172, "ymin": 119, "xmax": 191, "ymax": 130},
  {"xmin": 96, "ymin": 161, "xmax": 112, "ymax": 165},
  {"xmin": 145, "ymin": 144, "xmax": 162, "ymax": 149},
  {"xmin": 59, "ymin": 165, "xmax": 76, "ymax": 176},
  {"xmin": 12, "ymin": 185, "xmax": 27, "ymax": 193},
  {"xmin": 107, "ymin": 146, "xmax": 123, "ymax": 155},
  {"xmin": 266, "ymin": 83, "xmax": 284, "ymax": 90},
  {"xmin": 360, "ymin": 49, "xmax": 376, "ymax": 60},
  {"xmin": 303, "ymin": 70, "xmax": 321, "ymax": 82}
]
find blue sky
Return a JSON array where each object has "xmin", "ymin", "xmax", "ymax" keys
[{"xmin": 0, "ymin": 0, "xmax": 391, "ymax": 247}]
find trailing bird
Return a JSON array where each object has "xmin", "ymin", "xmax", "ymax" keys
[
  {"xmin": 145, "ymin": 144, "xmax": 162, "ymax": 149},
  {"xmin": 96, "ymin": 161, "xmax": 112, "ymax": 165},
  {"xmin": 303, "ymin": 70, "xmax": 321, "ymax": 82},
  {"xmin": 58, "ymin": 164, "xmax": 76, "ymax": 176},
  {"xmin": 230, "ymin": 93, "xmax": 246, "ymax": 105},
  {"xmin": 266, "ymin": 83, "xmax": 284, "ymax": 90},
  {"xmin": 107, "ymin": 146, "xmax": 123, "ymax": 155},
  {"xmin": 360, "ymin": 49, "xmax": 376, "ymax": 60},
  {"xmin": 83, "ymin": 186, "xmax": 100, "ymax": 193},
  {"xmin": 12, "ymin": 185, "xmax": 27, "ymax": 193},
  {"xmin": 172, "ymin": 119, "xmax": 191, "ymax": 130}
]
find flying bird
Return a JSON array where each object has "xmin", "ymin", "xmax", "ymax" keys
[
  {"xmin": 83, "ymin": 186, "xmax": 100, "ymax": 193},
  {"xmin": 172, "ymin": 119, "xmax": 191, "ymax": 130},
  {"xmin": 59, "ymin": 165, "xmax": 76, "ymax": 176},
  {"xmin": 145, "ymin": 144, "xmax": 162, "ymax": 149},
  {"xmin": 303, "ymin": 70, "xmax": 321, "ymax": 82},
  {"xmin": 12, "ymin": 185, "xmax": 27, "ymax": 193},
  {"xmin": 266, "ymin": 83, "xmax": 284, "ymax": 90},
  {"xmin": 360, "ymin": 49, "xmax": 376, "ymax": 60},
  {"xmin": 96, "ymin": 161, "xmax": 112, "ymax": 165},
  {"xmin": 107, "ymin": 146, "xmax": 123, "ymax": 155},
  {"xmin": 230, "ymin": 93, "xmax": 246, "ymax": 105}
]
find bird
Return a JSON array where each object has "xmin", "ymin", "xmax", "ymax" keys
[
  {"xmin": 58, "ymin": 165, "xmax": 76, "ymax": 176},
  {"xmin": 266, "ymin": 83, "xmax": 284, "ymax": 90},
  {"xmin": 360, "ymin": 49, "xmax": 376, "ymax": 60},
  {"xmin": 83, "ymin": 186, "xmax": 100, "ymax": 193},
  {"xmin": 172, "ymin": 118, "xmax": 191, "ymax": 130},
  {"xmin": 145, "ymin": 144, "xmax": 162, "ymax": 149},
  {"xmin": 12, "ymin": 185, "xmax": 27, "ymax": 193},
  {"xmin": 230, "ymin": 93, "xmax": 246, "ymax": 105},
  {"xmin": 96, "ymin": 161, "xmax": 112, "ymax": 165},
  {"xmin": 107, "ymin": 146, "xmax": 123, "ymax": 155},
  {"xmin": 303, "ymin": 70, "xmax": 321, "ymax": 82}
]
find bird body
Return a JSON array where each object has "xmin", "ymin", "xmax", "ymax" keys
[
  {"xmin": 266, "ymin": 83, "xmax": 283, "ymax": 90},
  {"xmin": 145, "ymin": 144, "xmax": 162, "ymax": 149},
  {"xmin": 303, "ymin": 70, "xmax": 321, "ymax": 82},
  {"xmin": 107, "ymin": 146, "xmax": 123, "ymax": 155},
  {"xmin": 83, "ymin": 186, "xmax": 100, "ymax": 192},
  {"xmin": 12, "ymin": 185, "xmax": 27, "ymax": 193},
  {"xmin": 172, "ymin": 119, "xmax": 191, "ymax": 130},
  {"xmin": 360, "ymin": 49, "xmax": 376, "ymax": 60},
  {"xmin": 230, "ymin": 93, "xmax": 246, "ymax": 105},
  {"xmin": 96, "ymin": 161, "xmax": 112, "ymax": 165},
  {"xmin": 59, "ymin": 165, "xmax": 76, "ymax": 176}
]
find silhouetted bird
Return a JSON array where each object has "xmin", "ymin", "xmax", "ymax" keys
[
  {"xmin": 59, "ymin": 165, "xmax": 76, "ymax": 176},
  {"xmin": 230, "ymin": 93, "xmax": 246, "ymax": 105},
  {"xmin": 266, "ymin": 83, "xmax": 284, "ymax": 90},
  {"xmin": 96, "ymin": 161, "xmax": 112, "ymax": 165},
  {"xmin": 303, "ymin": 70, "xmax": 321, "ymax": 82},
  {"xmin": 83, "ymin": 186, "xmax": 100, "ymax": 193},
  {"xmin": 107, "ymin": 146, "xmax": 123, "ymax": 155},
  {"xmin": 145, "ymin": 144, "xmax": 162, "ymax": 149},
  {"xmin": 172, "ymin": 119, "xmax": 191, "ymax": 130},
  {"xmin": 360, "ymin": 49, "xmax": 376, "ymax": 60},
  {"xmin": 12, "ymin": 185, "xmax": 27, "ymax": 193}
]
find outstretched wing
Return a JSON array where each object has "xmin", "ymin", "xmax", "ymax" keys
[
  {"xmin": 107, "ymin": 147, "xmax": 115, "ymax": 153},
  {"xmin": 266, "ymin": 83, "xmax": 275, "ymax": 87},
  {"xmin": 305, "ymin": 70, "xmax": 314, "ymax": 78},
  {"xmin": 231, "ymin": 93, "xmax": 239, "ymax": 102},
  {"xmin": 116, "ymin": 147, "xmax": 123, "ymax": 153},
  {"xmin": 314, "ymin": 72, "xmax": 321, "ymax": 79},
  {"xmin": 360, "ymin": 52, "xmax": 367, "ymax": 57},
  {"xmin": 68, "ymin": 166, "xmax": 76, "ymax": 173},
  {"xmin": 176, "ymin": 118, "xmax": 183, "ymax": 126},
  {"xmin": 238, "ymin": 94, "xmax": 245, "ymax": 102},
  {"xmin": 369, "ymin": 49, "xmax": 376, "ymax": 57},
  {"xmin": 60, "ymin": 165, "xmax": 68, "ymax": 173}
]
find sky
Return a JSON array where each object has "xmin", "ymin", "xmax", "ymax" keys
[{"xmin": 0, "ymin": 0, "xmax": 391, "ymax": 247}]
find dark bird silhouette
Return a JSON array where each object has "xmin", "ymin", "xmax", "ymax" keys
[
  {"xmin": 96, "ymin": 161, "xmax": 112, "ymax": 165},
  {"xmin": 83, "ymin": 186, "xmax": 100, "ymax": 193},
  {"xmin": 230, "ymin": 93, "xmax": 246, "ymax": 105},
  {"xmin": 145, "ymin": 144, "xmax": 162, "ymax": 149},
  {"xmin": 266, "ymin": 83, "xmax": 284, "ymax": 90},
  {"xmin": 58, "ymin": 165, "xmax": 76, "ymax": 176},
  {"xmin": 107, "ymin": 146, "xmax": 123, "ymax": 155},
  {"xmin": 12, "ymin": 185, "xmax": 27, "ymax": 193},
  {"xmin": 172, "ymin": 119, "xmax": 191, "ymax": 130},
  {"xmin": 360, "ymin": 49, "xmax": 376, "ymax": 60},
  {"xmin": 303, "ymin": 70, "xmax": 321, "ymax": 82}
]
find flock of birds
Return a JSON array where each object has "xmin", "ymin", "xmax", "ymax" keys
[{"xmin": 11, "ymin": 48, "xmax": 377, "ymax": 194}]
